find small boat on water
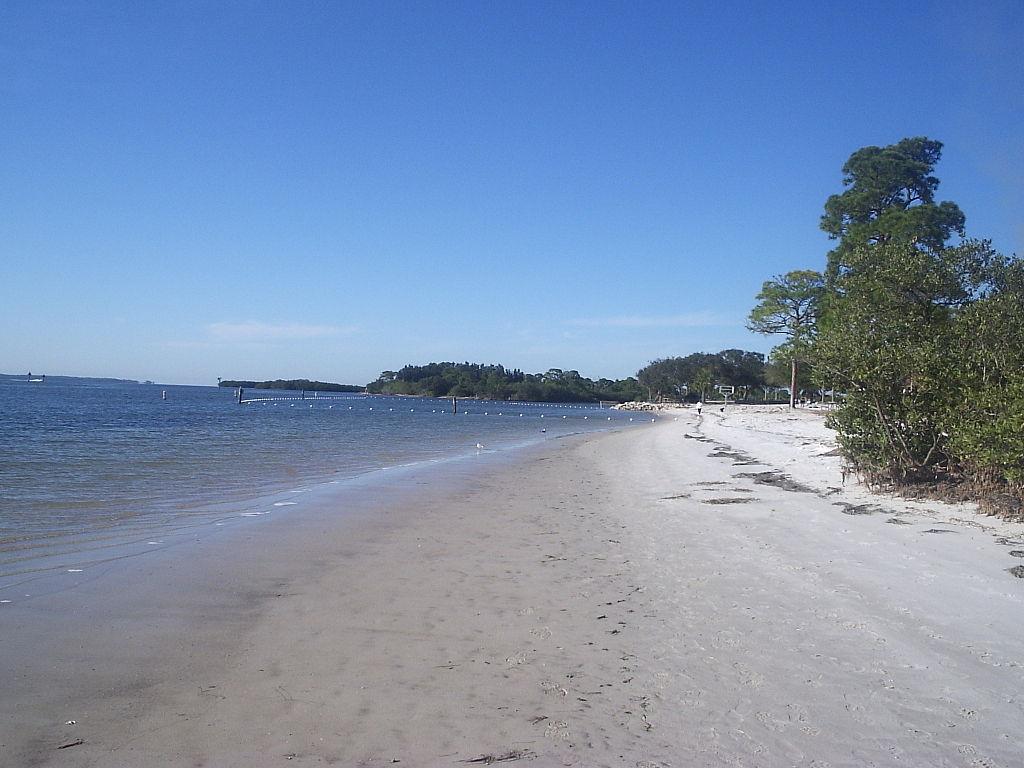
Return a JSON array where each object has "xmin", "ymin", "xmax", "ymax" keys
[{"xmin": 27, "ymin": 372, "xmax": 45, "ymax": 383}]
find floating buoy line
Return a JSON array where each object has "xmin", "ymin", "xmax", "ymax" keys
[{"xmin": 234, "ymin": 392, "xmax": 655, "ymax": 424}]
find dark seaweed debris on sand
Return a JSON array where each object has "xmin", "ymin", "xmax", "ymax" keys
[
  {"xmin": 459, "ymin": 749, "xmax": 535, "ymax": 764},
  {"xmin": 996, "ymin": 536, "xmax": 1024, "ymax": 547},
  {"xmin": 703, "ymin": 497, "xmax": 757, "ymax": 505},
  {"xmin": 1008, "ymin": 565, "xmax": 1024, "ymax": 579},
  {"xmin": 835, "ymin": 502, "xmax": 884, "ymax": 516},
  {"xmin": 736, "ymin": 471, "xmax": 815, "ymax": 493},
  {"xmin": 708, "ymin": 447, "xmax": 760, "ymax": 466}
]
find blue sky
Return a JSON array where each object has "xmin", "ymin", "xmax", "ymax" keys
[{"xmin": 2, "ymin": 1, "xmax": 1021, "ymax": 385}]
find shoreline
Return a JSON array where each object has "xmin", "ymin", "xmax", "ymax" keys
[
  {"xmin": 0, "ymin": 399, "xmax": 640, "ymax": 588},
  {"xmin": 2, "ymin": 410, "xmax": 1023, "ymax": 766}
]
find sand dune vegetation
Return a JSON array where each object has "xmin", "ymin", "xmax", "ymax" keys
[{"xmin": 750, "ymin": 138, "xmax": 1023, "ymax": 518}]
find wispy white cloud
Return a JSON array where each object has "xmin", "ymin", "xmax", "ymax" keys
[
  {"xmin": 565, "ymin": 312, "xmax": 732, "ymax": 329},
  {"xmin": 206, "ymin": 321, "xmax": 357, "ymax": 342}
]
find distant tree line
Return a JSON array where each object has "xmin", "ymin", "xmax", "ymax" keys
[
  {"xmin": 747, "ymin": 137, "xmax": 1022, "ymax": 517},
  {"xmin": 365, "ymin": 362, "xmax": 644, "ymax": 403},
  {"xmin": 635, "ymin": 349, "xmax": 793, "ymax": 402},
  {"xmin": 218, "ymin": 379, "xmax": 364, "ymax": 392}
]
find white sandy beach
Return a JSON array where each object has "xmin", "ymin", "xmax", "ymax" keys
[{"xmin": 3, "ymin": 406, "xmax": 1023, "ymax": 767}]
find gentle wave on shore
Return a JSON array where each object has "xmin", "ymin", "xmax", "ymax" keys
[{"xmin": 0, "ymin": 381, "xmax": 644, "ymax": 573}]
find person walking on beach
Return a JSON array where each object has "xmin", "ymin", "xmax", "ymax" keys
[{"xmin": 696, "ymin": 401, "xmax": 703, "ymax": 416}]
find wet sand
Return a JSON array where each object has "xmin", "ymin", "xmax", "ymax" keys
[{"xmin": 3, "ymin": 408, "xmax": 1023, "ymax": 766}]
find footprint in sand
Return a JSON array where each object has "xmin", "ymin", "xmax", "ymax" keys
[
  {"xmin": 888, "ymin": 745, "xmax": 906, "ymax": 761},
  {"xmin": 679, "ymin": 689, "xmax": 705, "ymax": 708},
  {"xmin": 711, "ymin": 630, "xmax": 744, "ymax": 649},
  {"xmin": 652, "ymin": 671, "xmax": 672, "ymax": 690},
  {"xmin": 786, "ymin": 703, "xmax": 809, "ymax": 723},
  {"xmin": 544, "ymin": 720, "xmax": 570, "ymax": 741},
  {"xmin": 540, "ymin": 680, "xmax": 568, "ymax": 696},
  {"xmin": 530, "ymin": 626, "xmax": 552, "ymax": 640},
  {"xmin": 732, "ymin": 662, "xmax": 765, "ymax": 689},
  {"xmin": 505, "ymin": 651, "xmax": 529, "ymax": 667},
  {"xmin": 755, "ymin": 711, "xmax": 788, "ymax": 732}
]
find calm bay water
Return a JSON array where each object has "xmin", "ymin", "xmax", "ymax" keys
[{"xmin": 0, "ymin": 380, "xmax": 643, "ymax": 574}]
